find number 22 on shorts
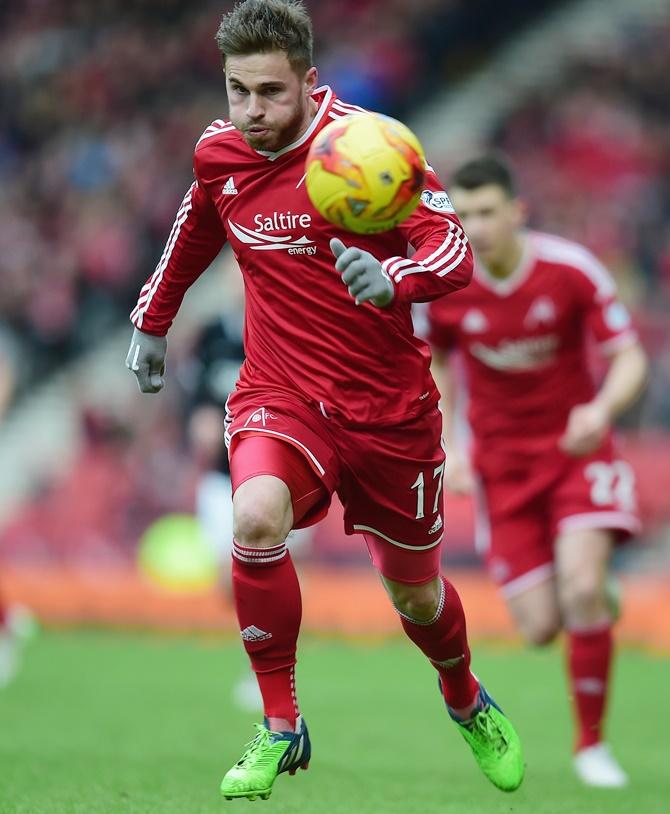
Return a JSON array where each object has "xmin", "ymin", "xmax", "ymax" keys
[{"xmin": 584, "ymin": 460, "xmax": 636, "ymax": 512}]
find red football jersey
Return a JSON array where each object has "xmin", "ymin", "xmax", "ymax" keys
[
  {"xmin": 131, "ymin": 87, "xmax": 473, "ymax": 426},
  {"xmin": 427, "ymin": 230, "xmax": 637, "ymax": 470}
]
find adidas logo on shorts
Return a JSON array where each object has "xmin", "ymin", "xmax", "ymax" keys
[
  {"xmin": 428, "ymin": 515, "xmax": 443, "ymax": 535},
  {"xmin": 241, "ymin": 625, "xmax": 273, "ymax": 642}
]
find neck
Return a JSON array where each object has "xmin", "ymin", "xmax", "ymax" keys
[
  {"xmin": 483, "ymin": 235, "xmax": 525, "ymax": 280},
  {"xmin": 291, "ymin": 96, "xmax": 318, "ymax": 145},
  {"xmin": 304, "ymin": 95, "xmax": 318, "ymax": 127}
]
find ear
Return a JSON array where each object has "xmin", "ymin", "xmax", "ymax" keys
[
  {"xmin": 304, "ymin": 66, "xmax": 318, "ymax": 96},
  {"xmin": 512, "ymin": 197, "xmax": 529, "ymax": 229}
]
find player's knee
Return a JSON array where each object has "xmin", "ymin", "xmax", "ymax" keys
[
  {"xmin": 389, "ymin": 581, "xmax": 441, "ymax": 623},
  {"xmin": 233, "ymin": 491, "xmax": 291, "ymax": 549},
  {"xmin": 508, "ymin": 587, "xmax": 561, "ymax": 645},
  {"xmin": 518, "ymin": 616, "xmax": 561, "ymax": 647},
  {"xmin": 233, "ymin": 505, "xmax": 287, "ymax": 548},
  {"xmin": 560, "ymin": 575, "xmax": 604, "ymax": 623}
]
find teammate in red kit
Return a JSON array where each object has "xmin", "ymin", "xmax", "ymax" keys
[
  {"xmin": 126, "ymin": 0, "xmax": 524, "ymax": 801},
  {"xmin": 428, "ymin": 156, "xmax": 648, "ymax": 788}
]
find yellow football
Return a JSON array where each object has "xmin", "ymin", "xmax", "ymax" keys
[{"xmin": 305, "ymin": 112, "xmax": 426, "ymax": 234}]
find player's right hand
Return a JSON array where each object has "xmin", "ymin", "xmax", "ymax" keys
[
  {"xmin": 444, "ymin": 451, "xmax": 475, "ymax": 495},
  {"xmin": 125, "ymin": 327, "xmax": 167, "ymax": 393}
]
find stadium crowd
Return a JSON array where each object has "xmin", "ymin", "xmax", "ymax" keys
[{"xmin": 1, "ymin": 2, "xmax": 669, "ymax": 565}]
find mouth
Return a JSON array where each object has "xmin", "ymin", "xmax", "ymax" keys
[{"xmin": 246, "ymin": 126, "xmax": 270, "ymax": 137}]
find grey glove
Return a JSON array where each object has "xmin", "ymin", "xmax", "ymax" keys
[
  {"xmin": 125, "ymin": 327, "xmax": 167, "ymax": 393},
  {"xmin": 330, "ymin": 238, "xmax": 394, "ymax": 308}
]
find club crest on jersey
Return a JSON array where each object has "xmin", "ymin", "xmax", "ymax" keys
[
  {"xmin": 227, "ymin": 216, "xmax": 317, "ymax": 255},
  {"xmin": 421, "ymin": 189, "xmax": 455, "ymax": 213},
  {"xmin": 604, "ymin": 301, "xmax": 630, "ymax": 331},
  {"xmin": 462, "ymin": 308, "xmax": 488, "ymax": 334},
  {"xmin": 524, "ymin": 296, "xmax": 556, "ymax": 328}
]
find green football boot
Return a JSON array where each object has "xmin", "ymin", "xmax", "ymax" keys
[
  {"xmin": 443, "ymin": 682, "xmax": 525, "ymax": 792},
  {"xmin": 220, "ymin": 716, "xmax": 310, "ymax": 801}
]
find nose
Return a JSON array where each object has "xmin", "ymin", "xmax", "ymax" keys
[
  {"xmin": 461, "ymin": 217, "xmax": 483, "ymax": 242},
  {"xmin": 247, "ymin": 93, "xmax": 265, "ymax": 121}
]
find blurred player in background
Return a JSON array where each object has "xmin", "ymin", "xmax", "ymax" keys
[
  {"xmin": 0, "ymin": 595, "xmax": 34, "ymax": 688},
  {"xmin": 428, "ymin": 155, "xmax": 648, "ymax": 788},
  {"xmin": 126, "ymin": 0, "xmax": 524, "ymax": 802},
  {"xmin": 184, "ymin": 265, "xmax": 245, "ymax": 565},
  {"xmin": 0, "ymin": 337, "xmax": 23, "ymax": 686},
  {"xmin": 0, "ymin": 595, "xmax": 17, "ymax": 687}
]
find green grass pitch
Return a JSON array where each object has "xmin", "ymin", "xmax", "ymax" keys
[{"xmin": 0, "ymin": 630, "xmax": 666, "ymax": 813}]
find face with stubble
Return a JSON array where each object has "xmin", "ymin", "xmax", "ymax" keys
[{"xmin": 225, "ymin": 51, "xmax": 318, "ymax": 152}]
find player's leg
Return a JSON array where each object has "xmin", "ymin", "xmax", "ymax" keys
[
  {"xmin": 0, "ymin": 592, "xmax": 19, "ymax": 688},
  {"xmin": 551, "ymin": 448, "xmax": 639, "ymax": 787},
  {"xmin": 504, "ymin": 577, "xmax": 561, "ymax": 646},
  {"xmin": 372, "ymin": 553, "xmax": 523, "ymax": 792},
  {"xmin": 221, "ymin": 433, "xmax": 329, "ymax": 800},
  {"xmin": 555, "ymin": 528, "xmax": 628, "ymax": 787},
  {"xmin": 232, "ymin": 470, "xmax": 298, "ymax": 732},
  {"xmin": 340, "ymin": 408, "xmax": 523, "ymax": 792},
  {"xmin": 380, "ymin": 572, "xmax": 479, "ymax": 715},
  {"xmin": 475, "ymin": 472, "xmax": 561, "ymax": 646}
]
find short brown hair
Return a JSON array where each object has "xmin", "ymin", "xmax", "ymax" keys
[
  {"xmin": 215, "ymin": 0, "xmax": 313, "ymax": 73},
  {"xmin": 450, "ymin": 155, "xmax": 518, "ymax": 198}
]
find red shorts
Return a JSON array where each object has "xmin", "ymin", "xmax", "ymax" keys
[
  {"xmin": 225, "ymin": 390, "xmax": 446, "ymax": 584},
  {"xmin": 474, "ymin": 441, "xmax": 640, "ymax": 597}
]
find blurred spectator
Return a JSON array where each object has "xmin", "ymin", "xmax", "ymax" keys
[{"xmin": 0, "ymin": 327, "xmax": 20, "ymax": 419}]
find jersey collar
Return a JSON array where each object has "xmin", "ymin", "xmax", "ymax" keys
[
  {"xmin": 253, "ymin": 85, "xmax": 334, "ymax": 162},
  {"xmin": 474, "ymin": 232, "xmax": 535, "ymax": 297}
]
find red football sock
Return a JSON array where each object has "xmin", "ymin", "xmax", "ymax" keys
[
  {"xmin": 0, "ymin": 600, "xmax": 5, "ymax": 628},
  {"xmin": 397, "ymin": 577, "xmax": 479, "ymax": 711},
  {"xmin": 566, "ymin": 623, "xmax": 613, "ymax": 751},
  {"xmin": 232, "ymin": 540, "xmax": 301, "ymax": 727}
]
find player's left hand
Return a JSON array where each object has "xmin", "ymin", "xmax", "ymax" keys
[
  {"xmin": 559, "ymin": 400, "xmax": 611, "ymax": 457},
  {"xmin": 330, "ymin": 238, "xmax": 394, "ymax": 308}
]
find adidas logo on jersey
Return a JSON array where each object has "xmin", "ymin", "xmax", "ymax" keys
[
  {"xmin": 241, "ymin": 625, "xmax": 272, "ymax": 642},
  {"xmin": 221, "ymin": 176, "xmax": 238, "ymax": 195}
]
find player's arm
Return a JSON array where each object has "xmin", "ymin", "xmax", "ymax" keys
[
  {"xmin": 381, "ymin": 164, "xmax": 473, "ymax": 304},
  {"xmin": 330, "ymin": 164, "xmax": 473, "ymax": 308},
  {"xmin": 126, "ymin": 170, "xmax": 227, "ymax": 393},
  {"xmin": 427, "ymin": 298, "xmax": 473, "ymax": 493},
  {"xmin": 560, "ymin": 256, "xmax": 649, "ymax": 456},
  {"xmin": 560, "ymin": 340, "xmax": 648, "ymax": 456},
  {"xmin": 431, "ymin": 349, "xmax": 474, "ymax": 494}
]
